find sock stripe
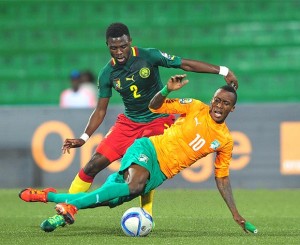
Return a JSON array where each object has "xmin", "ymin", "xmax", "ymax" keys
[{"xmin": 78, "ymin": 169, "xmax": 94, "ymax": 183}]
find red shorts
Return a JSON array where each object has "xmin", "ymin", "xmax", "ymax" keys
[{"xmin": 96, "ymin": 114, "xmax": 175, "ymax": 162}]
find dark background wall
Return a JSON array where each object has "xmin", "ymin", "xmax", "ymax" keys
[{"xmin": 1, "ymin": 104, "xmax": 300, "ymax": 189}]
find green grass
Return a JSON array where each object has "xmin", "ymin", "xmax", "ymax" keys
[{"xmin": 0, "ymin": 189, "xmax": 299, "ymax": 245}]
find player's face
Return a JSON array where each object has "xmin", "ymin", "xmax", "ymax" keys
[
  {"xmin": 71, "ymin": 78, "xmax": 81, "ymax": 92},
  {"xmin": 209, "ymin": 89, "xmax": 236, "ymax": 123},
  {"xmin": 106, "ymin": 35, "xmax": 132, "ymax": 65}
]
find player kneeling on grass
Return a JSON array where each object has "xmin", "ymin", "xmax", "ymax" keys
[{"xmin": 19, "ymin": 74, "xmax": 257, "ymax": 233}]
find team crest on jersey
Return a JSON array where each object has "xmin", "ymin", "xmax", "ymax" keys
[
  {"xmin": 160, "ymin": 51, "xmax": 175, "ymax": 60},
  {"xmin": 138, "ymin": 154, "xmax": 149, "ymax": 163},
  {"xmin": 210, "ymin": 140, "xmax": 221, "ymax": 150},
  {"xmin": 179, "ymin": 98, "xmax": 193, "ymax": 104},
  {"xmin": 139, "ymin": 67, "xmax": 150, "ymax": 78},
  {"xmin": 113, "ymin": 78, "xmax": 122, "ymax": 90}
]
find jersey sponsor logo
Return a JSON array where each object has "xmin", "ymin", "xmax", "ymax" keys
[
  {"xmin": 210, "ymin": 140, "xmax": 221, "ymax": 150},
  {"xmin": 139, "ymin": 67, "xmax": 150, "ymax": 78},
  {"xmin": 179, "ymin": 98, "xmax": 193, "ymax": 104},
  {"xmin": 160, "ymin": 51, "xmax": 175, "ymax": 60},
  {"xmin": 126, "ymin": 75, "xmax": 135, "ymax": 82},
  {"xmin": 113, "ymin": 78, "xmax": 122, "ymax": 90},
  {"xmin": 138, "ymin": 154, "xmax": 149, "ymax": 163}
]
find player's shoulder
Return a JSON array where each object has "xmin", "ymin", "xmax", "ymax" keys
[
  {"xmin": 99, "ymin": 60, "xmax": 114, "ymax": 76},
  {"xmin": 135, "ymin": 46, "xmax": 160, "ymax": 56},
  {"xmin": 185, "ymin": 98, "xmax": 207, "ymax": 109},
  {"xmin": 175, "ymin": 98, "xmax": 207, "ymax": 109},
  {"xmin": 222, "ymin": 123, "xmax": 233, "ymax": 142}
]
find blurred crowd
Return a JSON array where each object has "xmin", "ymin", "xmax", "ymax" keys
[{"xmin": 59, "ymin": 70, "xmax": 98, "ymax": 108}]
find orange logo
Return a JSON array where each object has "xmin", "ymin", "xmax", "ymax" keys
[{"xmin": 280, "ymin": 122, "xmax": 300, "ymax": 174}]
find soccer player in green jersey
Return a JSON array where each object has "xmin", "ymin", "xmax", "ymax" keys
[{"xmin": 58, "ymin": 22, "xmax": 238, "ymax": 217}]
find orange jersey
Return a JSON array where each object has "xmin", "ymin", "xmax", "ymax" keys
[{"xmin": 149, "ymin": 98, "xmax": 233, "ymax": 179}]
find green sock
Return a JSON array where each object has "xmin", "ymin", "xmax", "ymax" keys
[
  {"xmin": 47, "ymin": 192, "xmax": 87, "ymax": 203},
  {"xmin": 69, "ymin": 182, "xmax": 130, "ymax": 209}
]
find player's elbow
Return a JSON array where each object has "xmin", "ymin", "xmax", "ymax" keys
[
  {"xmin": 148, "ymin": 97, "xmax": 163, "ymax": 111},
  {"xmin": 148, "ymin": 105, "xmax": 159, "ymax": 111}
]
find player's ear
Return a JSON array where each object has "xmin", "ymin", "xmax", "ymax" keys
[{"xmin": 230, "ymin": 105, "xmax": 235, "ymax": 112}]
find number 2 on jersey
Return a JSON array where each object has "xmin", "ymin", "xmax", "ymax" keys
[{"xmin": 130, "ymin": 85, "xmax": 141, "ymax": 98}]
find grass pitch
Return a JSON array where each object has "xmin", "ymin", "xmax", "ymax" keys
[{"xmin": 0, "ymin": 188, "xmax": 299, "ymax": 245}]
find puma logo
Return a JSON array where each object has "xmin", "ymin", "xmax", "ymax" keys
[
  {"xmin": 195, "ymin": 117, "xmax": 201, "ymax": 126},
  {"xmin": 126, "ymin": 75, "xmax": 135, "ymax": 82}
]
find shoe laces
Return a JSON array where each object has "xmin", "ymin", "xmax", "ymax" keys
[{"xmin": 31, "ymin": 189, "xmax": 44, "ymax": 195}]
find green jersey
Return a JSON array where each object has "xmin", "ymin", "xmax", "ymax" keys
[{"xmin": 98, "ymin": 47, "xmax": 182, "ymax": 122}]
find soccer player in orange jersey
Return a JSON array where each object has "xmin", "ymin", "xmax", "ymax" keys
[
  {"xmin": 63, "ymin": 22, "xmax": 238, "ymax": 217},
  {"xmin": 20, "ymin": 74, "xmax": 252, "ymax": 233}
]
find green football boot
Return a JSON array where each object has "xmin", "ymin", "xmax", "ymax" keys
[{"xmin": 40, "ymin": 214, "xmax": 66, "ymax": 232}]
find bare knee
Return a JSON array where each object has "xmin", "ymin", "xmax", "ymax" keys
[
  {"xmin": 128, "ymin": 182, "xmax": 146, "ymax": 196},
  {"xmin": 83, "ymin": 153, "xmax": 111, "ymax": 177},
  {"xmin": 124, "ymin": 164, "xmax": 149, "ymax": 196}
]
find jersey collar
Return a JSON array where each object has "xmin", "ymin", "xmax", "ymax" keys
[{"xmin": 110, "ymin": 47, "xmax": 139, "ymax": 67}]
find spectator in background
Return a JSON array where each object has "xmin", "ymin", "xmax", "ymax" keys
[
  {"xmin": 79, "ymin": 70, "xmax": 98, "ymax": 107},
  {"xmin": 59, "ymin": 70, "xmax": 96, "ymax": 108}
]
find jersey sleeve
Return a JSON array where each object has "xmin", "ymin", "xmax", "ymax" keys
[
  {"xmin": 150, "ymin": 98, "xmax": 204, "ymax": 115},
  {"xmin": 98, "ymin": 66, "xmax": 112, "ymax": 98},
  {"xmin": 214, "ymin": 138, "xmax": 233, "ymax": 178},
  {"xmin": 143, "ymin": 48, "xmax": 182, "ymax": 68}
]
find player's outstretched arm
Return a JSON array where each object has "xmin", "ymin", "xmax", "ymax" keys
[
  {"xmin": 149, "ymin": 74, "xmax": 189, "ymax": 110},
  {"xmin": 215, "ymin": 176, "xmax": 247, "ymax": 233},
  {"xmin": 180, "ymin": 58, "xmax": 238, "ymax": 90},
  {"xmin": 62, "ymin": 98, "xmax": 109, "ymax": 154}
]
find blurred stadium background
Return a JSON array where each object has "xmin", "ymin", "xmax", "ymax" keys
[
  {"xmin": 1, "ymin": 2, "xmax": 300, "ymax": 243},
  {"xmin": 1, "ymin": 0, "xmax": 299, "ymax": 105}
]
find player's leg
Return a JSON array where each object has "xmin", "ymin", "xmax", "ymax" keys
[
  {"xmin": 58, "ymin": 138, "xmax": 155, "ymax": 212},
  {"xmin": 39, "ymin": 172, "xmax": 131, "ymax": 232},
  {"xmin": 139, "ymin": 114, "xmax": 175, "ymax": 215},
  {"xmin": 19, "ymin": 173, "xmax": 137, "ymax": 206},
  {"xmin": 44, "ymin": 138, "xmax": 164, "ymax": 232},
  {"xmin": 139, "ymin": 190, "xmax": 154, "ymax": 215},
  {"xmin": 41, "ymin": 165, "xmax": 149, "ymax": 232},
  {"xmin": 68, "ymin": 152, "xmax": 110, "ymax": 193},
  {"xmin": 68, "ymin": 114, "xmax": 139, "ymax": 194},
  {"xmin": 19, "ymin": 187, "xmax": 93, "ymax": 204},
  {"xmin": 67, "ymin": 141, "xmax": 152, "ymax": 210}
]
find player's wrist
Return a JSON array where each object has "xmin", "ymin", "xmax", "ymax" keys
[
  {"xmin": 80, "ymin": 133, "xmax": 89, "ymax": 142},
  {"xmin": 219, "ymin": 66, "xmax": 229, "ymax": 76},
  {"xmin": 160, "ymin": 85, "xmax": 170, "ymax": 97}
]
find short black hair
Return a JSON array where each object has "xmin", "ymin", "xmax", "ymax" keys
[
  {"xmin": 106, "ymin": 22, "xmax": 130, "ymax": 40},
  {"xmin": 219, "ymin": 85, "xmax": 238, "ymax": 105}
]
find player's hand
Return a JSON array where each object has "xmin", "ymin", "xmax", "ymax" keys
[
  {"xmin": 233, "ymin": 214, "xmax": 248, "ymax": 233},
  {"xmin": 224, "ymin": 70, "xmax": 238, "ymax": 90},
  {"xmin": 167, "ymin": 74, "xmax": 189, "ymax": 91},
  {"xmin": 62, "ymin": 138, "xmax": 85, "ymax": 154}
]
